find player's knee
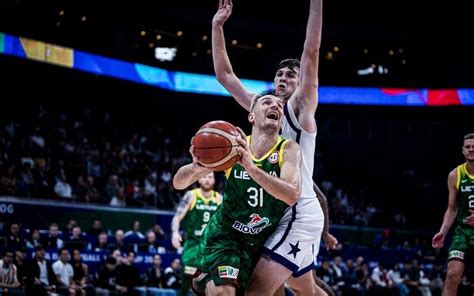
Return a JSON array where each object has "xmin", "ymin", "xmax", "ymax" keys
[{"xmin": 445, "ymin": 268, "xmax": 462, "ymax": 284}]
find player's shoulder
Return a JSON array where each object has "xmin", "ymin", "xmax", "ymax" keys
[{"xmin": 281, "ymin": 139, "xmax": 301, "ymax": 156}]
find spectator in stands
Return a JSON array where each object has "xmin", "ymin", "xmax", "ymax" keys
[
  {"xmin": 106, "ymin": 175, "xmax": 126, "ymax": 207},
  {"xmin": 17, "ymin": 162, "xmax": 35, "ymax": 197},
  {"xmin": 162, "ymin": 258, "xmax": 181, "ymax": 290},
  {"xmin": 52, "ymin": 248, "xmax": 85, "ymax": 296},
  {"xmin": 144, "ymin": 231, "xmax": 164, "ymax": 254},
  {"xmin": 55, "ymin": 173, "xmax": 73, "ymax": 199},
  {"xmin": 108, "ymin": 230, "xmax": 126, "ymax": 252},
  {"xmin": 124, "ymin": 221, "xmax": 145, "ymax": 244},
  {"xmin": 13, "ymin": 248, "xmax": 27, "ymax": 289},
  {"xmin": 145, "ymin": 255, "xmax": 163, "ymax": 291},
  {"xmin": 64, "ymin": 219, "xmax": 78, "ymax": 237},
  {"xmin": 6, "ymin": 223, "xmax": 25, "ymax": 250},
  {"xmin": 370, "ymin": 262, "xmax": 396, "ymax": 295},
  {"xmin": 0, "ymin": 249, "xmax": 20, "ymax": 295},
  {"xmin": 71, "ymin": 249, "xmax": 95, "ymax": 296},
  {"xmin": 387, "ymin": 262, "xmax": 409, "ymax": 296},
  {"xmin": 76, "ymin": 176, "xmax": 97, "ymax": 203},
  {"xmin": 88, "ymin": 220, "xmax": 103, "ymax": 237},
  {"xmin": 26, "ymin": 245, "xmax": 57, "ymax": 296},
  {"xmin": 66, "ymin": 226, "xmax": 86, "ymax": 251},
  {"xmin": 94, "ymin": 232, "xmax": 109, "ymax": 252},
  {"xmin": 0, "ymin": 165, "xmax": 17, "ymax": 196},
  {"xmin": 26, "ymin": 228, "xmax": 41, "ymax": 249},
  {"xmin": 316, "ymin": 260, "xmax": 335, "ymax": 291},
  {"xmin": 42, "ymin": 223, "xmax": 64, "ymax": 249},
  {"xmin": 94, "ymin": 256, "xmax": 122, "ymax": 296},
  {"xmin": 149, "ymin": 224, "xmax": 166, "ymax": 240},
  {"xmin": 116, "ymin": 251, "xmax": 143, "ymax": 295}
]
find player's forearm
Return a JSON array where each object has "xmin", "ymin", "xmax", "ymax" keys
[
  {"xmin": 304, "ymin": 0, "xmax": 323, "ymax": 53},
  {"xmin": 247, "ymin": 165, "xmax": 300, "ymax": 206},
  {"xmin": 440, "ymin": 208, "xmax": 457, "ymax": 234},
  {"xmin": 173, "ymin": 164, "xmax": 210, "ymax": 190},
  {"xmin": 313, "ymin": 182, "xmax": 329, "ymax": 234},
  {"xmin": 171, "ymin": 217, "xmax": 180, "ymax": 234},
  {"xmin": 212, "ymin": 23, "xmax": 234, "ymax": 83}
]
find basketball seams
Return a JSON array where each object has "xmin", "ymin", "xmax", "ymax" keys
[{"xmin": 196, "ymin": 127, "xmax": 239, "ymax": 147}]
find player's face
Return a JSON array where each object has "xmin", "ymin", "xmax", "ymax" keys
[
  {"xmin": 252, "ymin": 95, "xmax": 284, "ymax": 130},
  {"xmin": 199, "ymin": 172, "xmax": 215, "ymax": 191},
  {"xmin": 273, "ymin": 67, "xmax": 299, "ymax": 99},
  {"xmin": 462, "ymin": 139, "xmax": 474, "ymax": 162}
]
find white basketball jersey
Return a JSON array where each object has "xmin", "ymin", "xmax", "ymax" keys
[{"xmin": 281, "ymin": 102, "xmax": 317, "ymax": 200}]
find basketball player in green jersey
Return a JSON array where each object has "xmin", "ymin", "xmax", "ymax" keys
[
  {"xmin": 432, "ymin": 133, "xmax": 474, "ymax": 296},
  {"xmin": 173, "ymin": 93, "xmax": 302, "ymax": 295},
  {"xmin": 171, "ymin": 172, "xmax": 222, "ymax": 296}
]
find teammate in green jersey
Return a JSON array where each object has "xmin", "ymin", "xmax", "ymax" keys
[
  {"xmin": 173, "ymin": 93, "xmax": 302, "ymax": 295},
  {"xmin": 432, "ymin": 133, "xmax": 474, "ymax": 296},
  {"xmin": 171, "ymin": 172, "xmax": 222, "ymax": 296}
]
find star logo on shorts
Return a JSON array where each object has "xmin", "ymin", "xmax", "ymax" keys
[{"xmin": 287, "ymin": 241, "xmax": 301, "ymax": 259}]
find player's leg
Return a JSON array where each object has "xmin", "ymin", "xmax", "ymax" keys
[
  {"xmin": 206, "ymin": 280, "xmax": 236, "ymax": 296},
  {"xmin": 442, "ymin": 260, "xmax": 464, "ymax": 296},
  {"xmin": 246, "ymin": 256, "xmax": 293, "ymax": 296},
  {"xmin": 287, "ymin": 271, "xmax": 327, "ymax": 296},
  {"xmin": 180, "ymin": 240, "xmax": 199, "ymax": 296}
]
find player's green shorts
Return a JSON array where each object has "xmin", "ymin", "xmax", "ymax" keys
[
  {"xmin": 182, "ymin": 238, "xmax": 200, "ymax": 275},
  {"xmin": 195, "ymin": 220, "xmax": 261, "ymax": 292},
  {"xmin": 448, "ymin": 225, "xmax": 474, "ymax": 261}
]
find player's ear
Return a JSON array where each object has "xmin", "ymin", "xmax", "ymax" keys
[{"xmin": 248, "ymin": 112, "xmax": 255, "ymax": 124}]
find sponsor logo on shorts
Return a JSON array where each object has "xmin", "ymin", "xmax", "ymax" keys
[
  {"xmin": 232, "ymin": 213, "xmax": 271, "ymax": 235},
  {"xmin": 268, "ymin": 152, "xmax": 279, "ymax": 164},
  {"xmin": 218, "ymin": 266, "xmax": 239, "ymax": 279},
  {"xmin": 184, "ymin": 266, "xmax": 198, "ymax": 275},
  {"xmin": 449, "ymin": 250, "xmax": 465, "ymax": 260}
]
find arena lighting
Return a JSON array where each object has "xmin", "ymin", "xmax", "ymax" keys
[
  {"xmin": 357, "ymin": 66, "xmax": 374, "ymax": 75},
  {"xmin": 154, "ymin": 47, "xmax": 176, "ymax": 61},
  {"xmin": 3, "ymin": 32, "xmax": 473, "ymax": 106}
]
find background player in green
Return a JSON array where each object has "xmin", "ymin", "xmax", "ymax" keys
[
  {"xmin": 171, "ymin": 172, "xmax": 222, "ymax": 296},
  {"xmin": 432, "ymin": 132, "xmax": 474, "ymax": 296},
  {"xmin": 173, "ymin": 93, "xmax": 302, "ymax": 295}
]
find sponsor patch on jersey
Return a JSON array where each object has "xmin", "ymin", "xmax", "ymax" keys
[
  {"xmin": 184, "ymin": 266, "xmax": 198, "ymax": 275},
  {"xmin": 232, "ymin": 213, "xmax": 271, "ymax": 235},
  {"xmin": 449, "ymin": 250, "xmax": 465, "ymax": 260},
  {"xmin": 218, "ymin": 266, "xmax": 239, "ymax": 279},
  {"xmin": 268, "ymin": 151, "xmax": 279, "ymax": 164}
]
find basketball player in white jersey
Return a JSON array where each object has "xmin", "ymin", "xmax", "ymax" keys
[{"xmin": 212, "ymin": 0, "xmax": 336, "ymax": 295}]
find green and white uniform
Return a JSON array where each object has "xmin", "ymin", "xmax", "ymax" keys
[
  {"xmin": 449, "ymin": 163, "xmax": 474, "ymax": 261},
  {"xmin": 197, "ymin": 136, "xmax": 290, "ymax": 290}
]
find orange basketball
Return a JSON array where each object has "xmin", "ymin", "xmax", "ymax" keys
[{"xmin": 192, "ymin": 120, "xmax": 241, "ymax": 171}]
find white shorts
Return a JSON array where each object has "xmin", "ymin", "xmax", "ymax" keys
[{"xmin": 263, "ymin": 197, "xmax": 324, "ymax": 277}]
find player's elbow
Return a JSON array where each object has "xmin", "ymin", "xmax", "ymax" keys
[
  {"xmin": 287, "ymin": 188, "xmax": 301, "ymax": 206},
  {"xmin": 302, "ymin": 45, "xmax": 320, "ymax": 59},
  {"xmin": 216, "ymin": 72, "xmax": 232, "ymax": 86},
  {"xmin": 172, "ymin": 176, "xmax": 186, "ymax": 191}
]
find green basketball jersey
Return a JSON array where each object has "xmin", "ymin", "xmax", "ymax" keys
[
  {"xmin": 182, "ymin": 188, "xmax": 221, "ymax": 242},
  {"xmin": 455, "ymin": 163, "xmax": 474, "ymax": 226},
  {"xmin": 213, "ymin": 136, "xmax": 290, "ymax": 247}
]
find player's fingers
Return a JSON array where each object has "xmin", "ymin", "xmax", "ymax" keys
[
  {"xmin": 218, "ymin": 0, "xmax": 223, "ymax": 9},
  {"xmin": 236, "ymin": 126, "xmax": 247, "ymax": 139}
]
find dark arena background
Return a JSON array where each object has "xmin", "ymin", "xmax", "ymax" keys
[{"xmin": 1, "ymin": 0, "xmax": 473, "ymax": 295}]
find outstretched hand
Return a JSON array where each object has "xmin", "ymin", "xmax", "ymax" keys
[
  {"xmin": 213, "ymin": 0, "xmax": 233, "ymax": 26},
  {"xmin": 323, "ymin": 233, "xmax": 338, "ymax": 251},
  {"xmin": 432, "ymin": 231, "xmax": 445, "ymax": 249},
  {"xmin": 171, "ymin": 232, "xmax": 183, "ymax": 249},
  {"xmin": 189, "ymin": 138, "xmax": 212, "ymax": 174}
]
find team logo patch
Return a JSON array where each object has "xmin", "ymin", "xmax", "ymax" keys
[
  {"xmin": 268, "ymin": 152, "xmax": 279, "ymax": 164},
  {"xmin": 232, "ymin": 213, "xmax": 271, "ymax": 235},
  {"xmin": 184, "ymin": 266, "xmax": 198, "ymax": 275},
  {"xmin": 449, "ymin": 250, "xmax": 465, "ymax": 260},
  {"xmin": 218, "ymin": 266, "xmax": 239, "ymax": 279}
]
